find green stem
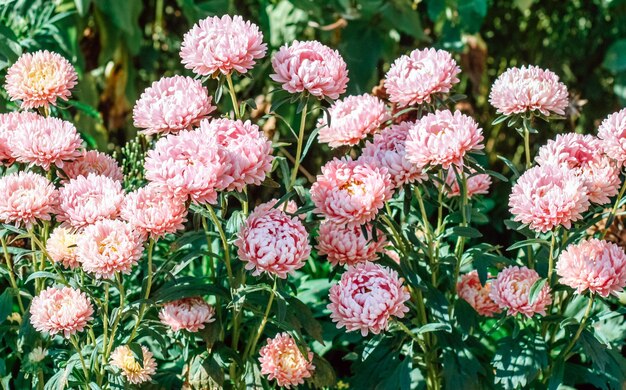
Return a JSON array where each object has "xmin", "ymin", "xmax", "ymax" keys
[
  {"xmin": 547, "ymin": 232, "xmax": 557, "ymax": 283},
  {"xmin": 523, "ymin": 126, "xmax": 532, "ymax": 169},
  {"xmin": 226, "ymin": 73, "xmax": 241, "ymax": 119},
  {"xmin": 558, "ymin": 295, "xmax": 595, "ymax": 361},
  {"xmin": 289, "ymin": 99, "xmax": 308, "ymax": 190},
  {"xmin": 380, "ymin": 214, "xmax": 408, "ymax": 256},
  {"xmin": 244, "ymin": 278, "xmax": 277, "ymax": 360},
  {"xmin": 128, "ymin": 239, "xmax": 155, "ymax": 343},
  {"xmin": 414, "ymin": 188, "xmax": 436, "ymax": 284},
  {"xmin": 242, "ymin": 186, "xmax": 249, "ymax": 216},
  {"xmin": 1, "ymin": 236, "xmax": 25, "ymax": 313},
  {"xmin": 103, "ymin": 275, "xmax": 126, "ymax": 362},
  {"xmin": 70, "ymin": 335, "xmax": 90, "ymax": 384},
  {"xmin": 602, "ymin": 178, "xmax": 626, "ymax": 237},
  {"xmin": 206, "ymin": 204, "xmax": 235, "ymax": 287},
  {"xmin": 453, "ymin": 170, "xmax": 469, "ymax": 284}
]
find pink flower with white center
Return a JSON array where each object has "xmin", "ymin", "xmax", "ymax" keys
[
  {"xmin": 180, "ymin": 15, "xmax": 267, "ymax": 76},
  {"xmin": 9, "ymin": 116, "xmax": 82, "ymax": 170},
  {"xmin": 384, "ymin": 48, "xmax": 461, "ymax": 107},
  {"xmin": 0, "ymin": 111, "xmax": 41, "ymax": 163},
  {"xmin": 490, "ymin": 266, "xmax": 552, "ymax": 317},
  {"xmin": 316, "ymin": 221, "xmax": 387, "ymax": 266},
  {"xmin": 536, "ymin": 133, "xmax": 620, "ymax": 205},
  {"xmin": 509, "ymin": 165, "xmax": 590, "ymax": 233},
  {"xmin": 317, "ymin": 94, "xmax": 390, "ymax": 148},
  {"xmin": 121, "ymin": 184, "xmax": 187, "ymax": 239},
  {"xmin": 46, "ymin": 227, "xmax": 80, "ymax": 269},
  {"xmin": 598, "ymin": 108, "xmax": 626, "ymax": 165},
  {"xmin": 198, "ymin": 118, "xmax": 273, "ymax": 192},
  {"xmin": 57, "ymin": 173, "xmax": 124, "ymax": 229},
  {"xmin": 311, "ymin": 158, "xmax": 392, "ymax": 226},
  {"xmin": 133, "ymin": 75, "xmax": 215, "ymax": 135},
  {"xmin": 360, "ymin": 121, "xmax": 426, "ymax": 188},
  {"xmin": 5, "ymin": 50, "xmax": 77, "ymax": 109},
  {"xmin": 556, "ymin": 239, "xmax": 626, "ymax": 297},
  {"xmin": 60, "ymin": 150, "xmax": 124, "ymax": 183},
  {"xmin": 158, "ymin": 297, "xmax": 215, "ymax": 332},
  {"xmin": 0, "ymin": 171, "xmax": 58, "ymax": 229},
  {"xmin": 328, "ymin": 262, "xmax": 410, "ymax": 336},
  {"xmin": 271, "ymin": 40, "xmax": 349, "ymax": 100},
  {"xmin": 76, "ymin": 219, "xmax": 145, "ymax": 279},
  {"xmin": 445, "ymin": 168, "xmax": 492, "ymax": 199},
  {"xmin": 110, "ymin": 345, "xmax": 157, "ymax": 385},
  {"xmin": 235, "ymin": 203, "xmax": 311, "ymax": 279},
  {"xmin": 29, "ymin": 286, "xmax": 93, "ymax": 338},
  {"xmin": 259, "ymin": 333, "xmax": 315, "ymax": 389},
  {"xmin": 456, "ymin": 271, "xmax": 501, "ymax": 317},
  {"xmin": 405, "ymin": 110, "xmax": 484, "ymax": 170},
  {"xmin": 489, "ymin": 65, "xmax": 569, "ymax": 116},
  {"xmin": 144, "ymin": 130, "xmax": 231, "ymax": 204}
]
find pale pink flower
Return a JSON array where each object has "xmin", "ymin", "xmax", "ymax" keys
[
  {"xmin": 405, "ymin": 110, "xmax": 484, "ymax": 170},
  {"xmin": 180, "ymin": 15, "xmax": 267, "ymax": 76},
  {"xmin": 311, "ymin": 158, "xmax": 392, "ymax": 226},
  {"xmin": 509, "ymin": 165, "xmax": 590, "ymax": 233},
  {"xmin": 0, "ymin": 111, "xmax": 41, "ymax": 163},
  {"xmin": 60, "ymin": 150, "xmax": 123, "ymax": 183},
  {"xmin": 556, "ymin": 239, "xmax": 626, "ymax": 297},
  {"xmin": 490, "ymin": 266, "xmax": 552, "ymax": 317},
  {"xmin": 328, "ymin": 262, "xmax": 410, "ymax": 336},
  {"xmin": 360, "ymin": 121, "xmax": 426, "ymax": 188},
  {"xmin": 133, "ymin": 76, "xmax": 215, "ymax": 135},
  {"xmin": 270, "ymin": 40, "xmax": 349, "ymax": 100},
  {"xmin": 254, "ymin": 198, "xmax": 300, "ymax": 216},
  {"xmin": 597, "ymin": 108, "xmax": 626, "ymax": 165},
  {"xmin": 5, "ymin": 50, "xmax": 77, "ymax": 109},
  {"xmin": 316, "ymin": 221, "xmax": 387, "ymax": 266},
  {"xmin": 0, "ymin": 171, "xmax": 57, "ymax": 228},
  {"xmin": 259, "ymin": 333, "xmax": 315, "ymax": 389},
  {"xmin": 46, "ymin": 227, "xmax": 80, "ymax": 269},
  {"xmin": 317, "ymin": 94, "xmax": 390, "ymax": 148},
  {"xmin": 9, "ymin": 116, "xmax": 82, "ymax": 170},
  {"xmin": 456, "ymin": 271, "xmax": 501, "ymax": 317},
  {"xmin": 159, "ymin": 297, "xmax": 215, "ymax": 332},
  {"xmin": 384, "ymin": 48, "xmax": 461, "ymax": 107},
  {"xmin": 57, "ymin": 173, "xmax": 124, "ymax": 229},
  {"xmin": 536, "ymin": 133, "xmax": 620, "ymax": 204},
  {"xmin": 445, "ymin": 168, "xmax": 492, "ymax": 198},
  {"xmin": 489, "ymin": 65, "xmax": 568, "ymax": 116},
  {"xmin": 121, "ymin": 184, "xmax": 187, "ymax": 239},
  {"xmin": 110, "ymin": 345, "xmax": 157, "ymax": 385},
  {"xmin": 29, "ymin": 286, "xmax": 93, "ymax": 338},
  {"xmin": 199, "ymin": 118, "xmax": 273, "ymax": 192}
]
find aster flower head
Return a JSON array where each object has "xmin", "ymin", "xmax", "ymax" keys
[
  {"xmin": 254, "ymin": 198, "xmax": 300, "ymax": 216},
  {"xmin": 110, "ymin": 345, "xmax": 157, "ymax": 385},
  {"xmin": 159, "ymin": 297, "xmax": 215, "ymax": 332},
  {"xmin": 328, "ymin": 262, "xmax": 410, "ymax": 336},
  {"xmin": 556, "ymin": 239, "xmax": 626, "ymax": 297},
  {"xmin": 0, "ymin": 171, "xmax": 58, "ymax": 228},
  {"xmin": 133, "ymin": 75, "xmax": 215, "ymax": 135},
  {"xmin": 489, "ymin": 65, "xmax": 569, "ymax": 116},
  {"xmin": 5, "ymin": 50, "xmax": 77, "ymax": 109},
  {"xmin": 0, "ymin": 111, "xmax": 41, "ymax": 163},
  {"xmin": 46, "ymin": 227, "xmax": 80, "ymax": 269},
  {"xmin": 311, "ymin": 158, "xmax": 392, "ymax": 226},
  {"xmin": 384, "ymin": 48, "xmax": 461, "ymax": 107},
  {"xmin": 316, "ymin": 221, "xmax": 387, "ymax": 267},
  {"xmin": 270, "ymin": 40, "xmax": 349, "ymax": 100},
  {"xmin": 509, "ymin": 164, "xmax": 590, "ymax": 233},
  {"xmin": 317, "ymin": 94, "xmax": 390, "ymax": 148},
  {"xmin": 259, "ymin": 332, "xmax": 315, "ymax": 389},
  {"xmin": 456, "ymin": 271, "xmax": 501, "ymax": 317},
  {"xmin": 235, "ymin": 204, "xmax": 311, "ymax": 278},
  {"xmin": 60, "ymin": 150, "xmax": 124, "ymax": 183},
  {"xmin": 597, "ymin": 108, "xmax": 626, "ymax": 165},
  {"xmin": 445, "ymin": 168, "xmax": 492, "ymax": 199},
  {"xmin": 490, "ymin": 266, "xmax": 552, "ymax": 317},
  {"xmin": 29, "ymin": 286, "xmax": 94, "ymax": 338},
  {"xmin": 180, "ymin": 15, "xmax": 267, "ymax": 76}
]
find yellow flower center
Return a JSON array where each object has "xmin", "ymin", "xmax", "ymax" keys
[{"xmin": 26, "ymin": 63, "xmax": 56, "ymax": 91}]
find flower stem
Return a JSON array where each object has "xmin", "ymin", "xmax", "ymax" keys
[
  {"xmin": 206, "ymin": 204, "xmax": 235, "ymax": 287},
  {"xmin": 547, "ymin": 232, "xmax": 557, "ymax": 283},
  {"xmin": 523, "ymin": 126, "xmax": 532, "ymax": 169},
  {"xmin": 128, "ymin": 239, "xmax": 155, "ymax": 343},
  {"xmin": 453, "ymin": 170, "xmax": 469, "ymax": 284},
  {"xmin": 1, "ymin": 236, "xmax": 25, "ymax": 313},
  {"xmin": 244, "ymin": 277, "xmax": 277, "ymax": 360},
  {"xmin": 289, "ymin": 98, "xmax": 308, "ymax": 190},
  {"xmin": 103, "ymin": 275, "xmax": 126, "ymax": 363},
  {"xmin": 380, "ymin": 214, "xmax": 408, "ymax": 256},
  {"xmin": 602, "ymin": 178, "xmax": 626, "ymax": 237},
  {"xmin": 558, "ymin": 295, "xmax": 594, "ymax": 360},
  {"xmin": 226, "ymin": 73, "xmax": 240, "ymax": 119},
  {"xmin": 70, "ymin": 335, "xmax": 90, "ymax": 384}
]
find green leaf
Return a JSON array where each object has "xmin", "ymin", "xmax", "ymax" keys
[
  {"xmin": 128, "ymin": 343, "xmax": 145, "ymax": 368},
  {"xmin": 152, "ymin": 277, "xmax": 228, "ymax": 303},
  {"xmin": 66, "ymin": 100, "xmax": 102, "ymax": 122},
  {"xmin": 492, "ymin": 114, "xmax": 509, "ymax": 125},
  {"xmin": 492, "ymin": 331, "xmax": 548, "ymax": 389},
  {"xmin": 449, "ymin": 226, "xmax": 483, "ymax": 238},
  {"xmin": 74, "ymin": 0, "xmax": 92, "ymax": 16},
  {"xmin": 507, "ymin": 238, "xmax": 550, "ymax": 251},
  {"xmin": 528, "ymin": 278, "xmax": 547, "ymax": 305},
  {"xmin": 603, "ymin": 39, "xmax": 626, "ymax": 73},
  {"xmin": 309, "ymin": 355, "xmax": 336, "ymax": 388},
  {"xmin": 417, "ymin": 322, "xmax": 452, "ymax": 335},
  {"xmin": 0, "ymin": 288, "xmax": 14, "ymax": 325},
  {"xmin": 25, "ymin": 271, "xmax": 61, "ymax": 284}
]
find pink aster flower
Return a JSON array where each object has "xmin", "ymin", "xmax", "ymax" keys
[
  {"xmin": 9, "ymin": 116, "xmax": 82, "ymax": 170},
  {"xmin": 328, "ymin": 262, "xmax": 410, "ymax": 336},
  {"xmin": 158, "ymin": 297, "xmax": 215, "ymax": 332},
  {"xmin": 235, "ymin": 204, "xmax": 311, "ymax": 278},
  {"xmin": 110, "ymin": 345, "xmax": 157, "ymax": 385},
  {"xmin": 46, "ymin": 227, "xmax": 80, "ymax": 269},
  {"xmin": 509, "ymin": 165, "xmax": 590, "ymax": 233},
  {"xmin": 60, "ymin": 150, "xmax": 124, "ymax": 183},
  {"xmin": 121, "ymin": 184, "xmax": 187, "ymax": 239},
  {"xmin": 490, "ymin": 266, "xmax": 552, "ymax": 317},
  {"xmin": 489, "ymin": 65, "xmax": 569, "ymax": 116},
  {"xmin": 199, "ymin": 118, "xmax": 273, "ymax": 192},
  {"xmin": 180, "ymin": 15, "xmax": 267, "ymax": 76},
  {"xmin": 0, "ymin": 111, "xmax": 41, "ymax": 163},
  {"xmin": 456, "ymin": 271, "xmax": 501, "ymax": 317},
  {"xmin": 76, "ymin": 219, "xmax": 144, "ymax": 279},
  {"xmin": 254, "ymin": 198, "xmax": 300, "ymax": 216},
  {"xmin": 270, "ymin": 40, "xmax": 349, "ymax": 100},
  {"xmin": 133, "ymin": 75, "xmax": 215, "ymax": 135},
  {"xmin": 29, "ymin": 286, "xmax": 93, "ymax": 338},
  {"xmin": 5, "ymin": 50, "xmax": 77, "ymax": 109},
  {"xmin": 317, "ymin": 94, "xmax": 390, "ymax": 148},
  {"xmin": 144, "ymin": 130, "xmax": 231, "ymax": 204},
  {"xmin": 57, "ymin": 173, "xmax": 124, "ymax": 229},
  {"xmin": 259, "ymin": 332, "xmax": 315, "ymax": 389},
  {"xmin": 384, "ymin": 48, "xmax": 461, "ymax": 108},
  {"xmin": 445, "ymin": 168, "xmax": 492, "ymax": 199},
  {"xmin": 597, "ymin": 108, "xmax": 626, "ymax": 165},
  {"xmin": 556, "ymin": 239, "xmax": 626, "ymax": 297},
  {"xmin": 0, "ymin": 171, "xmax": 58, "ymax": 228},
  {"xmin": 316, "ymin": 221, "xmax": 387, "ymax": 267},
  {"xmin": 311, "ymin": 158, "xmax": 392, "ymax": 226},
  {"xmin": 360, "ymin": 121, "xmax": 426, "ymax": 188},
  {"xmin": 536, "ymin": 133, "xmax": 620, "ymax": 204},
  {"xmin": 405, "ymin": 110, "xmax": 484, "ymax": 170}
]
